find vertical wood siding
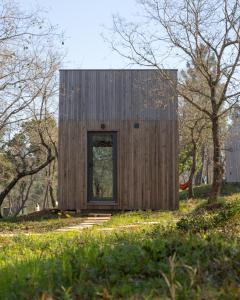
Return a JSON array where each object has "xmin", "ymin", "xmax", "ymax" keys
[
  {"xmin": 58, "ymin": 70, "xmax": 178, "ymax": 210},
  {"xmin": 225, "ymin": 124, "xmax": 240, "ymax": 183}
]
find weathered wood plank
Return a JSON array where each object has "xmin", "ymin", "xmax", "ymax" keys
[{"xmin": 58, "ymin": 69, "xmax": 178, "ymax": 211}]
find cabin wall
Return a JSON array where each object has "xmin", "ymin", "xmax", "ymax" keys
[
  {"xmin": 58, "ymin": 70, "xmax": 178, "ymax": 210},
  {"xmin": 225, "ymin": 124, "xmax": 240, "ymax": 183}
]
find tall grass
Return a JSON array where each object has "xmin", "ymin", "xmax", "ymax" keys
[
  {"xmin": 0, "ymin": 184, "xmax": 240, "ymax": 299},
  {"xmin": 0, "ymin": 223, "xmax": 240, "ymax": 299}
]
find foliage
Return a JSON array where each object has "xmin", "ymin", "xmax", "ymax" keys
[
  {"xmin": 0, "ymin": 184, "xmax": 240, "ymax": 299},
  {"xmin": 179, "ymin": 182, "xmax": 240, "ymax": 200},
  {"xmin": 0, "ymin": 223, "xmax": 240, "ymax": 299},
  {"xmin": 0, "ymin": 0, "xmax": 61, "ymax": 214},
  {"xmin": 177, "ymin": 200, "xmax": 240, "ymax": 233},
  {"xmin": 179, "ymin": 147, "xmax": 194, "ymax": 176},
  {"xmin": 0, "ymin": 212, "xmax": 85, "ymax": 234},
  {"xmin": 0, "ymin": 116, "xmax": 58, "ymax": 215},
  {"xmin": 4, "ymin": 117, "xmax": 56, "ymax": 171}
]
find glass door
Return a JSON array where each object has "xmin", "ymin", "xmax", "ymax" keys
[{"xmin": 87, "ymin": 132, "xmax": 117, "ymax": 202}]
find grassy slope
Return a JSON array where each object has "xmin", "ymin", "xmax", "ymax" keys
[
  {"xmin": 0, "ymin": 212, "xmax": 85, "ymax": 233},
  {"xmin": 0, "ymin": 184, "xmax": 240, "ymax": 299}
]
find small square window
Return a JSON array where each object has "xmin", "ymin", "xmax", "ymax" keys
[{"xmin": 134, "ymin": 122, "xmax": 139, "ymax": 129}]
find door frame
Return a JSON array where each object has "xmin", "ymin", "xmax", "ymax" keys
[{"xmin": 87, "ymin": 131, "xmax": 118, "ymax": 204}]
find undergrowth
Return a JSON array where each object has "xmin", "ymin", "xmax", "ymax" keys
[
  {"xmin": 177, "ymin": 199, "xmax": 240, "ymax": 232},
  {"xmin": 0, "ymin": 212, "xmax": 84, "ymax": 233},
  {"xmin": 179, "ymin": 182, "xmax": 240, "ymax": 200},
  {"xmin": 0, "ymin": 184, "xmax": 240, "ymax": 299},
  {"xmin": 0, "ymin": 226, "xmax": 240, "ymax": 299}
]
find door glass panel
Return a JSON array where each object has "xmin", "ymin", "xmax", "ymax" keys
[{"xmin": 88, "ymin": 132, "xmax": 116, "ymax": 201}]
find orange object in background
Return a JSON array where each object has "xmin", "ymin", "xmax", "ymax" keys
[{"xmin": 180, "ymin": 182, "xmax": 189, "ymax": 190}]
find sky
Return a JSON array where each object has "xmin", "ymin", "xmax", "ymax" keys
[{"xmin": 20, "ymin": 0, "xmax": 140, "ymax": 69}]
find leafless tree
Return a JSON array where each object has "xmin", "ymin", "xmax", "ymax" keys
[
  {"xmin": 109, "ymin": 0, "xmax": 240, "ymax": 202},
  {"xmin": 0, "ymin": 1, "xmax": 62, "ymax": 215},
  {"xmin": 0, "ymin": 1, "xmax": 62, "ymax": 131}
]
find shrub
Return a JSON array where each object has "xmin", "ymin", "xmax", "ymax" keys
[{"xmin": 177, "ymin": 200, "xmax": 240, "ymax": 232}]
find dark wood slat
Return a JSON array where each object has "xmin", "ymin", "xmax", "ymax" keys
[{"xmin": 58, "ymin": 70, "xmax": 178, "ymax": 211}]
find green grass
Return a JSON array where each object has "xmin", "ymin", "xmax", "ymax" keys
[
  {"xmin": 1, "ymin": 184, "xmax": 240, "ymax": 299},
  {"xmin": 179, "ymin": 182, "xmax": 240, "ymax": 200},
  {"xmin": 103, "ymin": 200, "xmax": 204, "ymax": 228},
  {"xmin": 1, "ymin": 225, "xmax": 240, "ymax": 299},
  {"xmin": 177, "ymin": 199, "xmax": 240, "ymax": 233},
  {"xmin": 103, "ymin": 210, "xmax": 178, "ymax": 227},
  {"xmin": 0, "ymin": 212, "xmax": 84, "ymax": 233}
]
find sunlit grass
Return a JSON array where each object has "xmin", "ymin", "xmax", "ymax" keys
[
  {"xmin": 1, "ymin": 184, "xmax": 240, "ymax": 299},
  {"xmin": 0, "ymin": 213, "xmax": 84, "ymax": 234},
  {"xmin": 0, "ymin": 221, "xmax": 240, "ymax": 299}
]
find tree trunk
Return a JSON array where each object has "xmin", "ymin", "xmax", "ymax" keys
[
  {"xmin": 0, "ymin": 175, "xmax": 22, "ymax": 211},
  {"xmin": 209, "ymin": 116, "xmax": 223, "ymax": 203},
  {"xmin": 49, "ymin": 184, "xmax": 57, "ymax": 208},
  {"xmin": 48, "ymin": 161, "xmax": 57, "ymax": 208},
  {"xmin": 188, "ymin": 144, "xmax": 197, "ymax": 198},
  {"xmin": 0, "ymin": 156, "xmax": 55, "ymax": 213},
  {"xmin": 206, "ymin": 154, "xmax": 210, "ymax": 184},
  {"xmin": 195, "ymin": 146, "xmax": 205, "ymax": 185},
  {"xmin": 43, "ymin": 183, "xmax": 49, "ymax": 209},
  {"xmin": 14, "ymin": 177, "xmax": 33, "ymax": 217}
]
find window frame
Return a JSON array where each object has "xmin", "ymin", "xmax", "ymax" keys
[{"xmin": 87, "ymin": 131, "xmax": 117, "ymax": 203}]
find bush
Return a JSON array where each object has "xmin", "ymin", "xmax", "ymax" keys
[
  {"xmin": 1, "ymin": 227, "xmax": 240, "ymax": 299},
  {"xmin": 177, "ymin": 200, "xmax": 240, "ymax": 232},
  {"xmin": 179, "ymin": 183, "xmax": 240, "ymax": 200}
]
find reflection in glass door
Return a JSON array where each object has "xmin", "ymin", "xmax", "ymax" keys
[{"xmin": 87, "ymin": 132, "xmax": 117, "ymax": 202}]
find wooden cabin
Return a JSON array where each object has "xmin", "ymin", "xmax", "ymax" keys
[
  {"xmin": 225, "ymin": 120, "xmax": 240, "ymax": 183},
  {"xmin": 58, "ymin": 69, "xmax": 178, "ymax": 211}
]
